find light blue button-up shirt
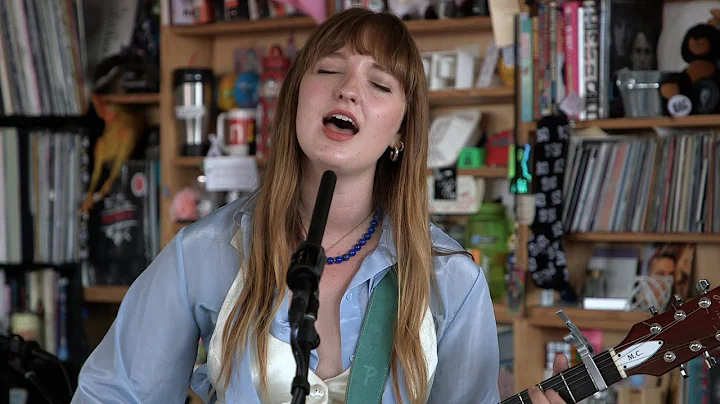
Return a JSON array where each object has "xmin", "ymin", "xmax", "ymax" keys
[{"xmin": 71, "ymin": 198, "xmax": 501, "ymax": 403}]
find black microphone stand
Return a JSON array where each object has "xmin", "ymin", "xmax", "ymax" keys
[
  {"xmin": 286, "ymin": 170, "xmax": 336, "ymax": 404},
  {"xmin": 1, "ymin": 334, "xmax": 71, "ymax": 404},
  {"xmin": 289, "ymin": 291, "xmax": 320, "ymax": 404}
]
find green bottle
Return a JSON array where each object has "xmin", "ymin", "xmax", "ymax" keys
[{"xmin": 466, "ymin": 202, "xmax": 511, "ymax": 302}]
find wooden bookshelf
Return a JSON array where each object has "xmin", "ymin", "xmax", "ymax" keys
[
  {"xmin": 170, "ymin": 16, "xmax": 317, "ymax": 36},
  {"xmin": 84, "ymin": 285, "xmax": 129, "ymax": 304},
  {"xmin": 566, "ymin": 232, "xmax": 720, "ymax": 244},
  {"xmin": 99, "ymin": 93, "xmax": 160, "ymax": 104},
  {"xmin": 403, "ymin": 15, "xmax": 492, "ymax": 34},
  {"xmin": 427, "ymin": 166, "xmax": 507, "ymax": 178},
  {"xmin": 169, "ymin": 15, "xmax": 492, "ymax": 37},
  {"xmin": 525, "ymin": 114, "xmax": 720, "ymax": 131},
  {"xmin": 174, "ymin": 156, "xmax": 506, "ymax": 178},
  {"xmin": 526, "ymin": 306, "xmax": 650, "ymax": 332},
  {"xmin": 493, "ymin": 303, "xmax": 513, "ymax": 324},
  {"xmin": 428, "ymin": 87, "xmax": 514, "ymax": 107},
  {"xmin": 174, "ymin": 221, "xmax": 193, "ymax": 233},
  {"xmin": 173, "ymin": 156, "xmax": 205, "ymax": 168}
]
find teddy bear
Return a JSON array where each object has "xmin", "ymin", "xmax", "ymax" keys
[{"xmin": 659, "ymin": 23, "xmax": 720, "ymax": 115}]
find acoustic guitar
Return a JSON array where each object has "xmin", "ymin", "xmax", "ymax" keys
[{"xmin": 502, "ymin": 279, "xmax": 718, "ymax": 404}]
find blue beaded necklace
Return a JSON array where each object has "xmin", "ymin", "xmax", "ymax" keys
[{"xmin": 326, "ymin": 208, "xmax": 381, "ymax": 265}]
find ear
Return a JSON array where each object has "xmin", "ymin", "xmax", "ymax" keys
[
  {"xmin": 391, "ymin": 132, "xmax": 402, "ymax": 149},
  {"xmin": 392, "ymin": 112, "xmax": 406, "ymax": 147}
]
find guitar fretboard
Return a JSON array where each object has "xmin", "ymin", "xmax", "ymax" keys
[{"xmin": 500, "ymin": 351, "xmax": 623, "ymax": 404}]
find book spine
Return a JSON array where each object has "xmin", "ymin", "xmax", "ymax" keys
[
  {"xmin": 583, "ymin": 0, "xmax": 599, "ymax": 120},
  {"xmin": 563, "ymin": 2, "xmax": 580, "ymax": 118},
  {"xmin": 520, "ymin": 13, "xmax": 534, "ymax": 123},
  {"xmin": 597, "ymin": 0, "xmax": 610, "ymax": 118}
]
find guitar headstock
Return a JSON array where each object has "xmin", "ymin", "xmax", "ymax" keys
[{"xmin": 611, "ymin": 279, "xmax": 720, "ymax": 378}]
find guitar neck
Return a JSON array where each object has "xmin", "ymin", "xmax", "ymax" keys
[{"xmin": 500, "ymin": 350, "xmax": 624, "ymax": 404}]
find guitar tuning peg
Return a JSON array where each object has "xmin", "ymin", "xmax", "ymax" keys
[
  {"xmin": 674, "ymin": 294, "xmax": 684, "ymax": 306},
  {"xmin": 648, "ymin": 306, "xmax": 658, "ymax": 316},
  {"xmin": 697, "ymin": 279, "xmax": 710, "ymax": 295},
  {"xmin": 680, "ymin": 363, "xmax": 689, "ymax": 378},
  {"xmin": 704, "ymin": 351, "xmax": 717, "ymax": 370}
]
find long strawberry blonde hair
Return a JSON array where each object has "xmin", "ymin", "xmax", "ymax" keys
[{"xmin": 216, "ymin": 8, "xmax": 433, "ymax": 403}]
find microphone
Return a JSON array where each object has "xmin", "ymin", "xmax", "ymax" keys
[
  {"xmin": 1, "ymin": 333, "xmax": 58, "ymax": 364},
  {"xmin": 286, "ymin": 170, "xmax": 336, "ymax": 327}
]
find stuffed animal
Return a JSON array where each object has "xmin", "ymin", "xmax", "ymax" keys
[
  {"xmin": 659, "ymin": 23, "xmax": 720, "ymax": 115},
  {"xmin": 80, "ymin": 94, "xmax": 145, "ymax": 215}
]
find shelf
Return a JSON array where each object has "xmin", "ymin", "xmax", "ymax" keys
[
  {"xmin": 526, "ymin": 306, "xmax": 650, "ymax": 332},
  {"xmin": 174, "ymin": 221, "xmax": 194, "ymax": 233},
  {"xmin": 404, "ymin": 16, "xmax": 492, "ymax": 34},
  {"xmin": 174, "ymin": 156, "xmax": 506, "ymax": 178},
  {"xmin": 526, "ymin": 114, "xmax": 720, "ymax": 131},
  {"xmin": 169, "ymin": 16, "xmax": 316, "ymax": 36},
  {"xmin": 0, "ymin": 115, "xmax": 90, "ymax": 128},
  {"xmin": 566, "ymin": 232, "xmax": 720, "ymax": 244},
  {"xmin": 493, "ymin": 303, "xmax": 513, "ymax": 324},
  {"xmin": 173, "ymin": 156, "xmax": 204, "ymax": 168},
  {"xmin": 168, "ymin": 15, "xmax": 492, "ymax": 37},
  {"xmin": 428, "ymin": 87, "xmax": 514, "ymax": 107},
  {"xmin": 84, "ymin": 285, "xmax": 129, "ymax": 304},
  {"xmin": 427, "ymin": 166, "xmax": 507, "ymax": 178},
  {"xmin": 99, "ymin": 93, "xmax": 160, "ymax": 104},
  {"xmin": 172, "ymin": 155, "xmax": 267, "ymax": 169}
]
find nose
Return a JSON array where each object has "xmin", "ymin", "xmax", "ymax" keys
[
  {"xmin": 338, "ymin": 91, "xmax": 357, "ymax": 104},
  {"xmin": 337, "ymin": 75, "xmax": 360, "ymax": 104}
]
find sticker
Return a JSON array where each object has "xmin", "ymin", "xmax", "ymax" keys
[
  {"xmin": 131, "ymin": 173, "xmax": 147, "ymax": 197},
  {"xmin": 616, "ymin": 341, "xmax": 664, "ymax": 370},
  {"xmin": 667, "ymin": 94, "xmax": 692, "ymax": 117}
]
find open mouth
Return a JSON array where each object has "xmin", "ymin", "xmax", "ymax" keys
[{"xmin": 322, "ymin": 113, "xmax": 359, "ymax": 135}]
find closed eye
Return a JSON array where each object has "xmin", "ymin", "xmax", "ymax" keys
[
  {"xmin": 372, "ymin": 82, "xmax": 391, "ymax": 93},
  {"xmin": 318, "ymin": 69, "xmax": 337, "ymax": 74}
]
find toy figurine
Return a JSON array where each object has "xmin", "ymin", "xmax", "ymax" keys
[
  {"xmin": 659, "ymin": 23, "xmax": 720, "ymax": 115},
  {"xmin": 81, "ymin": 94, "xmax": 145, "ymax": 215}
]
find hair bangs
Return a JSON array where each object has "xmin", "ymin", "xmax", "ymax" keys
[{"xmin": 308, "ymin": 11, "xmax": 418, "ymax": 100}]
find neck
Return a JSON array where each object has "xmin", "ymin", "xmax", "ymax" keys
[
  {"xmin": 298, "ymin": 160, "xmax": 376, "ymax": 239},
  {"xmin": 500, "ymin": 350, "xmax": 623, "ymax": 404}
]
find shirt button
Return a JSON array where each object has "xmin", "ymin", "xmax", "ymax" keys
[
  {"xmin": 310, "ymin": 385, "xmax": 326, "ymax": 397},
  {"xmin": 345, "ymin": 293, "xmax": 353, "ymax": 300},
  {"xmin": 349, "ymin": 355, "xmax": 355, "ymax": 362}
]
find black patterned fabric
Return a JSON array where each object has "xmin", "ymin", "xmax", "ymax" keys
[{"xmin": 527, "ymin": 115, "xmax": 577, "ymax": 302}]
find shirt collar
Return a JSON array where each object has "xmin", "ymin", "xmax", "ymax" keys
[{"xmin": 230, "ymin": 202, "xmax": 398, "ymax": 293}]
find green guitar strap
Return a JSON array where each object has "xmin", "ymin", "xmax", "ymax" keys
[{"xmin": 346, "ymin": 267, "xmax": 399, "ymax": 404}]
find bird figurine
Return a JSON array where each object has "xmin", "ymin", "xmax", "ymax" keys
[{"xmin": 80, "ymin": 94, "xmax": 145, "ymax": 216}]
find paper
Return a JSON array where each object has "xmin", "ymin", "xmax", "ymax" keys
[
  {"xmin": 488, "ymin": 0, "xmax": 521, "ymax": 47},
  {"xmin": 203, "ymin": 156, "xmax": 259, "ymax": 192},
  {"xmin": 476, "ymin": 41, "xmax": 499, "ymax": 88},
  {"xmin": 559, "ymin": 92, "xmax": 585, "ymax": 118}
]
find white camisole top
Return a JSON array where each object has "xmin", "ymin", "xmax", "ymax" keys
[{"xmin": 206, "ymin": 231, "xmax": 438, "ymax": 403}]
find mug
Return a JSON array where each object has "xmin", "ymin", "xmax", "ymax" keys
[{"xmin": 217, "ymin": 108, "xmax": 255, "ymax": 155}]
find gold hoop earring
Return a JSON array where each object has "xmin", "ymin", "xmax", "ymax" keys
[{"xmin": 389, "ymin": 141, "xmax": 405, "ymax": 162}]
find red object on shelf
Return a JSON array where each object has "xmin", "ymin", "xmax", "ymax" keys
[
  {"xmin": 486, "ymin": 129, "xmax": 512, "ymax": 167},
  {"xmin": 258, "ymin": 45, "xmax": 291, "ymax": 156}
]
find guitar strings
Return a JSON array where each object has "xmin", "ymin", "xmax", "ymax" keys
[
  {"xmin": 505, "ymin": 332, "xmax": 717, "ymax": 404},
  {"xmin": 537, "ymin": 325, "xmax": 705, "ymax": 396},
  {"xmin": 548, "ymin": 332, "xmax": 718, "ymax": 396},
  {"xmin": 505, "ymin": 305, "xmax": 707, "ymax": 402},
  {"xmin": 523, "ymin": 306, "xmax": 709, "ymax": 397},
  {"xmin": 530, "ymin": 319, "xmax": 713, "ymax": 398}
]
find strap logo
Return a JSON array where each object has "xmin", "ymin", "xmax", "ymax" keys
[{"xmin": 363, "ymin": 365, "xmax": 378, "ymax": 386}]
